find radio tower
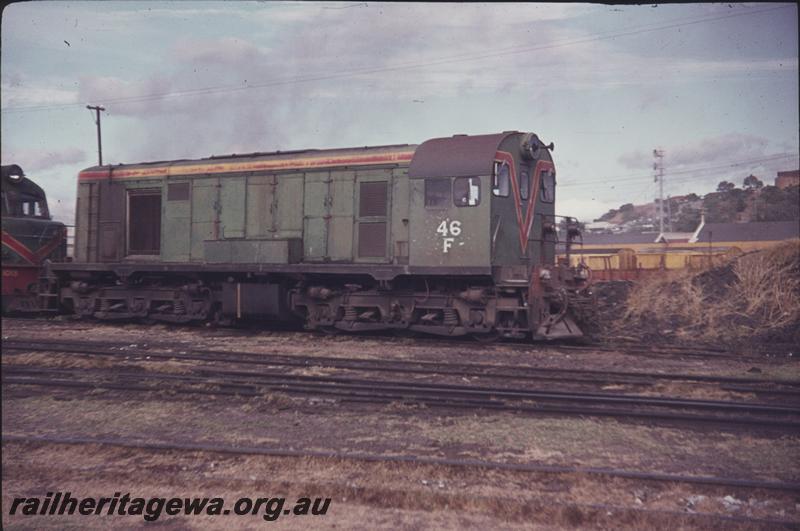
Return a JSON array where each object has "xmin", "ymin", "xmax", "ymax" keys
[{"xmin": 653, "ymin": 149, "xmax": 665, "ymax": 234}]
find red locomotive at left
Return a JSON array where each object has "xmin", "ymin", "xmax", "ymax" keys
[{"xmin": 1, "ymin": 164, "xmax": 67, "ymax": 312}]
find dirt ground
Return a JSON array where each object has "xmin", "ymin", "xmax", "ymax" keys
[
  {"xmin": 3, "ymin": 442, "xmax": 798, "ymax": 530},
  {"xmin": 2, "ymin": 318, "xmax": 799, "ymax": 529}
]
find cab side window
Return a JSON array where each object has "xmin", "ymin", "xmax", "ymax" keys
[
  {"xmin": 492, "ymin": 162, "xmax": 510, "ymax": 197},
  {"xmin": 453, "ymin": 177, "xmax": 480, "ymax": 207},
  {"xmin": 541, "ymin": 170, "xmax": 555, "ymax": 203},
  {"xmin": 425, "ymin": 178, "xmax": 450, "ymax": 208}
]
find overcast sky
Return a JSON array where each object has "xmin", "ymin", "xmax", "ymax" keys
[{"xmin": 2, "ymin": 2, "xmax": 798, "ymax": 224}]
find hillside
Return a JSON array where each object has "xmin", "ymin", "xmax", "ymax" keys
[{"xmin": 593, "ymin": 175, "xmax": 799, "ymax": 233}]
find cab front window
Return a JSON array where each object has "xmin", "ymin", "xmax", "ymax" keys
[
  {"xmin": 541, "ymin": 169, "xmax": 555, "ymax": 203},
  {"xmin": 492, "ymin": 162, "xmax": 510, "ymax": 197},
  {"xmin": 4, "ymin": 190, "xmax": 50, "ymax": 218},
  {"xmin": 520, "ymin": 171, "xmax": 530, "ymax": 200}
]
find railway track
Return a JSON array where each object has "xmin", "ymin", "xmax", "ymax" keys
[
  {"xmin": 3, "ymin": 360, "xmax": 799, "ymax": 429},
  {"xmin": 3, "ymin": 337, "xmax": 798, "ymax": 402},
  {"xmin": 3, "ymin": 316, "xmax": 792, "ymax": 361},
  {"xmin": 4, "ymin": 433, "xmax": 798, "ymax": 492},
  {"xmin": 4, "ymin": 333, "xmax": 799, "ymax": 527}
]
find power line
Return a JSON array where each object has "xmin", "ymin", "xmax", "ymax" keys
[
  {"xmin": 563, "ymin": 153, "xmax": 795, "ymax": 185},
  {"xmin": 558, "ymin": 153, "xmax": 797, "ymax": 188},
  {"xmin": 1, "ymin": 4, "xmax": 792, "ymax": 114}
]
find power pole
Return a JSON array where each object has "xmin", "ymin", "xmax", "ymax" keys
[
  {"xmin": 667, "ymin": 194, "xmax": 673, "ymax": 232},
  {"xmin": 653, "ymin": 149, "xmax": 665, "ymax": 234},
  {"xmin": 86, "ymin": 105, "xmax": 106, "ymax": 166}
]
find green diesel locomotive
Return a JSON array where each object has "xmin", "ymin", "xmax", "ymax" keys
[{"xmin": 49, "ymin": 131, "xmax": 591, "ymax": 340}]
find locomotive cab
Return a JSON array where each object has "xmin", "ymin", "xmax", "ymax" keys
[
  {"xmin": 2, "ymin": 165, "xmax": 67, "ymax": 313},
  {"xmin": 2, "ymin": 164, "xmax": 51, "ymax": 219},
  {"xmin": 407, "ymin": 132, "xmax": 587, "ymax": 339}
]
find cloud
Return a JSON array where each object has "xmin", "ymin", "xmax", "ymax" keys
[
  {"xmin": 78, "ymin": 75, "xmax": 178, "ymax": 117},
  {"xmin": 618, "ymin": 133, "xmax": 772, "ymax": 170},
  {"xmin": 556, "ymin": 197, "xmax": 621, "ymax": 224},
  {"xmin": 11, "ymin": 3, "xmax": 793, "ymax": 178},
  {"xmin": 1, "ymin": 147, "xmax": 87, "ymax": 173},
  {"xmin": 616, "ymin": 132, "xmax": 798, "ymax": 198},
  {"xmin": 0, "ymin": 147, "xmax": 87, "ymax": 224},
  {"xmin": 75, "ymin": 72, "xmax": 292, "ymax": 161},
  {"xmin": 67, "ymin": 11, "xmax": 797, "ymax": 131},
  {"xmin": 671, "ymin": 133, "xmax": 770, "ymax": 166},
  {"xmin": 0, "ymin": 77, "xmax": 78, "ymax": 109},
  {"xmin": 71, "ymin": 11, "xmax": 794, "ymax": 167},
  {"xmin": 87, "ymin": 3, "xmax": 598, "ymax": 113},
  {"xmin": 173, "ymin": 37, "xmax": 270, "ymax": 66},
  {"xmin": 248, "ymin": 3, "xmax": 593, "ymax": 27},
  {"xmin": 64, "ymin": 2, "xmax": 796, "ymax": 123}
]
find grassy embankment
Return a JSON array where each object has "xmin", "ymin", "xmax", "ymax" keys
[{"xmin": 609, "ymin": 240, "xmax": 800, "ymax": 349}]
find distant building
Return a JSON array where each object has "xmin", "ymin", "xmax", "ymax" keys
[
  {"xmin": 690, "ymin": 220, "xmax": 800, "ymax": 245},
  {"xmin": 558, "ymin": 220, "xmax": 798, "ymax": 280},
  {"xmin": 578, "ymin": 231, "xmax": 661, "ymax": 246},
  {"xmin": 775, "ymin": 170, "xmax": 799, "ymax": 189},
  {"xmin": 655, "ymin": 232, "xmax": 693, "ymax": 244},
  {"xmin": 574, "ymin": 220, "xmax": 798, "ymax": 248},
  {"xmin": 584, "ymin": 221, "xmax": 618, "ymax": 233}
]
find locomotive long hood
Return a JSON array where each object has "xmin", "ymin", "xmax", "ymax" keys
[
  {"xmin": 77, "ymin": 144, "xmax": 418, "ymax": 181},
  {"xmin": 76, "ymin": 131, "xmax": 537, "ymax": 182}
]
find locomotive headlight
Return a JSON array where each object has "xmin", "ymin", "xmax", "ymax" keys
[
  {"xmin": 539, "ymin": 268, "xmax": 551, "ymax": 281},
  {"xmin": 577, "ymin": 268, "xmax": 589, "ymax": 279},
  {"xmin": 520, "ymin": 133, "xmax": 538, "ymax": 160}
]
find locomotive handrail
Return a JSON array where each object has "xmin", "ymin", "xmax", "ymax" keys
[{"xmin": 491, "ymin": 215, "xmax": 502, "ymax": 256}]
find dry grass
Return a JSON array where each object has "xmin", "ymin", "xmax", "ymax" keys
[
  {"xmin": 614, "ymin": 240, "xmax": 800, "ymax": 346},
  {"xmin": 4, "ymin": 441, "xmax": 797, "ymax": 530},
  {"xmin": 734, "ymin": 241, "xmax": 800, "ymax": 330}
]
